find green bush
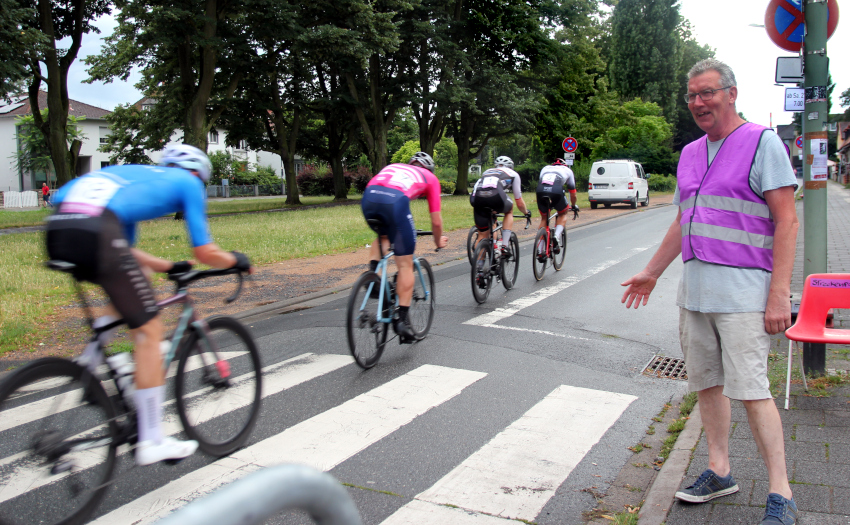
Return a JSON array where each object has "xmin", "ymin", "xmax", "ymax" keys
[
  {"xmin": 347, "ymin": 166, "xmax": 373, "ymax": 193},
  {"xmin": 647, "ymin": 173, "xmax": 677, "ymax": 192},
  {"xmin": 439, "ymin": 179, "xmax": 456, "ymax": 194},
  {"xmin": 514, "ymin": 161, "xmax": 546, "ymax": 192}
]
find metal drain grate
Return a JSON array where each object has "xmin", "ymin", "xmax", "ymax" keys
[{"xmin": 643, "ymin": 355, "xmax": 688, "ymax": 380}]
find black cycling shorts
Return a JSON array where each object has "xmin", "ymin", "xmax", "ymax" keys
[
  {"xmin": 361, "ymin": 187, "xmax": 417, "ymax": 256},
  {"xmin": 472, "ymin": 193, "xmax": 513, "ymax": 231},
  {"xmin": 46, "ymin": 210, "xmax": 159, "ymax": 329},
  {"xmin": 536, "ymin": 191, "xmax": 569, "ymax": 216}
]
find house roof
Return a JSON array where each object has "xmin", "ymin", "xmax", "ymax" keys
[
  {"xmin": 0, "ymin": 91, "xmax": 111, "ymax": 119},
  {"xmin": 776, "ymin": 124, "xmax": 797, "ymax": 141}
]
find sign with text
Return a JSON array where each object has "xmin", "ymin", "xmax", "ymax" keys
[
  {"xmin": 563, "ymin": 153, "xmax": 575, "ymax": 159},
  {"xmin": 784, "ymin": 87, "xmax": 804, "ymax": 112}
]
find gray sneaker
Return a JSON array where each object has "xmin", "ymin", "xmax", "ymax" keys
[
  {"xmin": 761, "ymin": 493, "xmax": 797, "ymax": 524},
  {"xmin": 674, "ymin": 469, "xmax": 739, "ymax": 503}
]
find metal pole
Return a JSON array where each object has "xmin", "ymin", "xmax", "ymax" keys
[{"xmin": 801, "ymin": 0, "xmax": 829, "ymax": 376}]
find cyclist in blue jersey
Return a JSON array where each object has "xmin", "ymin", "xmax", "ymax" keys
[{"xmin": 47, "ymin": 144, "xmax": 253, "ymax": 466}]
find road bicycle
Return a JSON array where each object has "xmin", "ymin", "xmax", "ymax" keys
[
  {"xmin": 346, "ymin": 220, "xmax": 436, "ymax": 369},
  {"xmin": 0, "ymin": 263, "xmax": 261, "ymax": 525},
  {"xmin": 470, "ymin": 212, "xmax": 530, "ymax": 304},
  {"xmin": 466, "ymin": 216, "xmax": 502, "ymax": 264},
  {"xmin": 532, "ymin": 197, "xmax": 578, "ymax": 281}
]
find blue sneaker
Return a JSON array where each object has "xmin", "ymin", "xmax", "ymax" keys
[
  {"xmin": 674, "ymin": 469, "xmax": 739, "ymax": 503},
  {"xmin": 761, "ymin": 493, "xmax": 797, "ymax": 524}
]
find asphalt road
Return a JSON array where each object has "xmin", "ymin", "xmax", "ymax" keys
[{"xmin": 1, "ymin": 204, "xmax": 690, "ymax": 525}]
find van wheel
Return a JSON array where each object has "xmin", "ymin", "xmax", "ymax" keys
[
  {"xmin": 630, "ymin": 194, "xmax": 638, "ymax": 209},
  {"xmin": 641, "ymin": 192, "xmax": 649, "ymax": 207},
  {"xmin": 590, "ymin": 202, "xmax": 598, "ymax": 210}
]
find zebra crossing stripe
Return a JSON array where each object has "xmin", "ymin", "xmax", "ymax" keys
[
  {"xmin": 465, "ymin": 247, "xmax": 653, "ymax": 328},
  {"xmin": 381, "ymin": 499, "xmax": 510, "ymax": 523},
  {"xmin": 382, "ymin": 385, "xmax": 637, "ymax": 523},
  {"xmin": 89, "ymin": 364, "xmax": 487, "ymax": 525},
  {"xmin": 0, "ymin": 353, "xmax": 351, "ymax": 507}
]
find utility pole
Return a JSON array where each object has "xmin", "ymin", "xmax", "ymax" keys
[{"xmin": 802, "ymin": 0, "xmax": 830, "ymax": 376}]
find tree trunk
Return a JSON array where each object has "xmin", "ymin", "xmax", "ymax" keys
[{"xmin": 453, "ymin": 110, "xmax": 476, "ymax": 195}]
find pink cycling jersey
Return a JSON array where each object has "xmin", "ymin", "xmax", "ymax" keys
[{"xmin": 366, "ymin": 164, "xmax": 442, "ymax": 213}]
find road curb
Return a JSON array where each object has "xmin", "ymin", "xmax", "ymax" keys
[{"xmin": 638, "ymin": 402, "xmax": 702, "ymax": 525}]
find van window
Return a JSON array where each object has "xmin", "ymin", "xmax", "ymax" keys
[
  {"xmin": 637, "ymin": 165, "xmax": 645, "ymax": 178},
  {"xmin": 598, "ymin": 164, "xmax": 631, "ymax": 178}
]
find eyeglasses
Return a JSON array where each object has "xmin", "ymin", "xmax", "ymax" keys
[{"xmin": 684, "ymin": 86, "xmax": 732, "ymax": 104}]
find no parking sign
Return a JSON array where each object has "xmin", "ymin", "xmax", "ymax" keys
[
  {"xmin": 562, "ymin": 137, "xmax": 577, "ymax": 153},
  {"xmin": 765, "ymin": 0, "xmax": 839, "ymax": 52}
]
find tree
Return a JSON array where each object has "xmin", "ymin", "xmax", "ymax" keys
[
  {"xmin": 86, "ymin": 0, "xmax": 263, "ymax": 154},
  {"xmin": 672, "ymin": 21, "xmax": 714, "ymax": 149},
  {"xmin": 13, "ymin": 109, "xmax": 86, "ymax": 184},
  {"xmin": 8, "ymin": 0, "xmax": 110, "ymax": 186},
  {"xmin": 590, "ymin": 98, "xmax": 677, "ymax": 174},
  {"xmin": 841, "ymin": 87, "xmax": 850, "ymax": 119},
  {"xmin": 609, "ymin": 0, "xmax": 682, "ymax": 124}
]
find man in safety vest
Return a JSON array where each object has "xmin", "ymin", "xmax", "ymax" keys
[{"xmin": 620, "ymin": 58, "xmax": 799, "ymax": 525}]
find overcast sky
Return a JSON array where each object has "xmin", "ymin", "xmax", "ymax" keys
[{"xmin": 66, "ymin": 1, "xmax": 849, "ymax": 130}]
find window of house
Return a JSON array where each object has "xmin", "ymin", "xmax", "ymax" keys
[
  {"xmin": 236, "ymin": 139, "xmax": 247, "ymax": 150},
  {"xmin": 209, "ymin": 130, "xmax": 219, "ymax": 144},
  {"xmin": 101, "ymin": 161, "xmax": 110, "ymax": 169},
  {"xmin": 99, "ymin": 126, "xmax": 111, "ymax": 144}
]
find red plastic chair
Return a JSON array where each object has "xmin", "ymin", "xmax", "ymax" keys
[{"xmin": 784, "ymin": 273, "xmax": 850, "ymax": 408}]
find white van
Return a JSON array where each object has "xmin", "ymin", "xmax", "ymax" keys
[{"xmin": 587, "ymin": 159, "xmax": 649, "ymax": 209}]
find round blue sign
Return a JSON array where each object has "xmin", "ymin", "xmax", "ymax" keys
[{"xmin": 562, "ymin": 137, "xmax": 577, "ymax": 153}]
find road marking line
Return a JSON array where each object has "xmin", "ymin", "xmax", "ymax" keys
[
  {"xmin": 89, "ymin": 365, "xmax": 487, "ymax": 525},
  {"xmin": 465, "ymin": 246, "xmax": 653, "ymax": 327},
  {"xmin": 382, "ymin": 385, "xmax": 637, "ymax": 523},
  {"xmin": 0, "ymin": 353, "xmax": 351, "ymax": 506},
  {"xmin": 382, "ymin": 499, "xmax": 511, "ymax": 523}
]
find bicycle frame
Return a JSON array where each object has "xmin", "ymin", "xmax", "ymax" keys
[{"xmin": 359, "ymin": 248, "xmax": 430, "ymax": 325}]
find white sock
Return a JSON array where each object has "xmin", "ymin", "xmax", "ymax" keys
[
  {"xmin": 502, "ymin": 230, "xmax": 512, "ymax": 245},
  {"xmin": 135, "ymin": 386, "xmax": 165, "ymax": 444},
  {"xmin": 555, "ymin": 225, "xmax": 564, "ymax": 238}
]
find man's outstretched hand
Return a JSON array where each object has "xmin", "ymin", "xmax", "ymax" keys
[{"xmin": 621, "ymin": 271, "xmax": 658, "ymax": 309}]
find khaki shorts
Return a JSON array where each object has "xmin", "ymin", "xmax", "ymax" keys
[{"xmin": 679, "ymin": 309, "xmax": 771, "ymax": 401}]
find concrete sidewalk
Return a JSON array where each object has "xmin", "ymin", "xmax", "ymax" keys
[{"xmin": 642, "ymin": 179, "xmax": 850, "ymax": 525}]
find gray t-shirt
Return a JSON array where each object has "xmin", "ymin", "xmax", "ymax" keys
[{"xmin": 672, "ymin": 130, "xmax": 797, "ymax": 313}]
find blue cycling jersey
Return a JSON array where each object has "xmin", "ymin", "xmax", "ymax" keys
[{"xmin": 52, "ymin": 165, "xmax": 212, "ymax": 247}]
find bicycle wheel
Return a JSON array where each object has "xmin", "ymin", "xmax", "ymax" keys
[
  {"xmin": 532, "ymin": 228, "xmax": 548, "ymax": 281},
  {"xmin": 466, "ymin": 226, "xmax": 481, "ymax": 264},
  {"xmin": 346, "ymin": 272, "xmax": 388, "ymax": 369},
  {"xmin": 500, "ymin": 232, "xmax": 520, "ymax": 290},
  {"xmin": 471, "ymin": 240, "xmax": 493, "ymax": 304},
  {"xmin": 409, "ymin": 258, "xmax": 435, "ymax": 340},
  {"xmin": 0, "ymin": 358, "xmax": 118, "ymax": 525},
  {"xmin": 552, "ymin": 227, "xmax": 567, "ymax": 271},
  {"xmin": 175, "ymin": 316, "xmax": 263, "ymax": 457}
]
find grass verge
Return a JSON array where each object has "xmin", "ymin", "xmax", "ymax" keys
[
  {"xmin": 659, "ymin": 392, "xmax": 698, "ymax": 461},
  {"xmin": 766, "ymin": 337, "xmax": 850, "ymax": 398}
]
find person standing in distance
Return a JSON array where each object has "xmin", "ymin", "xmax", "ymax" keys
[
  {"xmin": 620, "ymin": 59, "xmax": 799, "ymax": 525},
  {"xmin": 47, "ymin": 144, "xmax": 253, "ymax": 466},
  {"xmin": 42, "ymin": 182, "xmax": 51, "ymax": 208},
  {"xmin": 535, "ymin": 158, "xmax": 578, "ymax": 255},
  {"xmin": 361, "ymin": 152, "xmax": 448, "ymax": 342}
]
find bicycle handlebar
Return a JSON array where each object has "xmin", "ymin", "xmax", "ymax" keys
[
  {"xmin": 167, "ymin": 267, "xmax": 248, "ymax": 303},
  {"xmin": 415, "ymin": 230, "xmax": 441, "ymax": 252}
]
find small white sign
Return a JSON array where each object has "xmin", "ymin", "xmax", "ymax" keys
[
  {"xmin": 775, "ymin": 56, "xmax": 803, "ymax": 83},
  {"xmin": 563, "ymin": 153, "xmax": 575, "ymax": 159},
  {"xmin": 784, "ymin": 88, "xmax": 804, "ymax": 112},
  {"xmin": 565, "ymin": 159, "xmax": 574, "ymax": 166}
]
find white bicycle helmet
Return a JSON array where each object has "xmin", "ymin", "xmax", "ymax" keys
[
  {"xmin": 159, "ymin": 144, "xmax": 213, "ymax": 183},
  {"xmin": 495, "ymin": 156, "xmax": 514, "ymax": 169},
  {"xmin": 409, "ymin": 151, "xmax": 436, "ymax": 173}
]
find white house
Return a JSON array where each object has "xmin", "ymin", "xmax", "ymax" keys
[
  {"xmin": 0, "ymin": 91, "xmax": 114, "ymax": 192},
  {"xmin": 133, "ymin": 97, "xmax": 299, "ymax": 181}
]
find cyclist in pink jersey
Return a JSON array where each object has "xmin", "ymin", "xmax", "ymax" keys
[{"xmin": 362, "ymin": 152, "xmax": 448, "ymax": 341}]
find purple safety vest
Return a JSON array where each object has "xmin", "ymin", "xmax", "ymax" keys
[{"xmin": 678, "ymin": 122, "xmax": 774, "ymax": 271}]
